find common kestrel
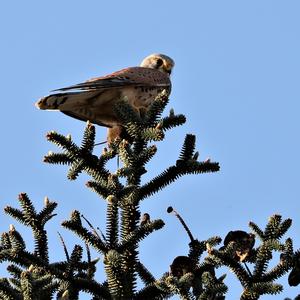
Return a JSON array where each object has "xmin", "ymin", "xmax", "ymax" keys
[{"xmin": 35, "ymin": 54, "xmax": 174, "ymax": 143}]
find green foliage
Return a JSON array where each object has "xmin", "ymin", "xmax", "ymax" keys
[
  {"xmin": 0, "ymin": 92, "xmax": 297, "ymax": 299},
  {"xmin": 207, "ymin": 215, "xmax": 294, "ymax": 300}
]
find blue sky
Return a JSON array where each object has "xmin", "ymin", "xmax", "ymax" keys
[{"xmin": 1, "ymin": 1, "xmax": 300, "ymax": 299}]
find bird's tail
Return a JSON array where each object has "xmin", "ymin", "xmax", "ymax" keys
[
  {"xmin": 35, "ymin": 91, "xmax": 99, "ymax": 110},
  {"xmin": 35, "ymin": 90, "xmax": 119, "ymax": 127},
  {"xmin": 35, "ymin": 92, "xmax": 75, "ymax": 110}
]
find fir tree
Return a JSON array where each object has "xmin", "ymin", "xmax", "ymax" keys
[{"xmin": 0, "ymin": 92, "xmax": 299, "ymax": 299}]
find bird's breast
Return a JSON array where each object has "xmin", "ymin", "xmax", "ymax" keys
[{"xmin": 121, "ymin": 86, "xmax": 170, "ymax": 112}]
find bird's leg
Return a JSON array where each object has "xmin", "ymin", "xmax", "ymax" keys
[
  {"xmin": 107, "ymin": 126, "xmax": 124, "ymax": 169},
  {"xmin": 139, "ymin": 107, "xmax": 147, "ymax": 119},
  {"xmin": 94, "ymin": 126, "xmax": 123, "ymax": 146},
  {"xmin": 107, "ymin": 126, "xmax": 124, "ymax": 145}
]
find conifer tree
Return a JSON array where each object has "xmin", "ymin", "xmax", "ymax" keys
[{"xmin": 0, "ymin": 92, "xmax": 299, "ymax": 299}]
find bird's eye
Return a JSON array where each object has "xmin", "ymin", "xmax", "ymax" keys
[{"xmin": 156, "ymin": 58, "xmax": 164, "ymax": 68}]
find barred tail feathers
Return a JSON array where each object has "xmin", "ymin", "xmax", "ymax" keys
[
  {"xmin": 35, "ymin": 90, "xmax": 121, "ymax": 127},
  {"xmin": 35, "ymin": 91, "xmax": 99, "ymax": 110}
]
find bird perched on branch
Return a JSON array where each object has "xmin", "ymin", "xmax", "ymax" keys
[{"xmin": 35, "ymin": 54, "xmax": 174, "ymax": 143}]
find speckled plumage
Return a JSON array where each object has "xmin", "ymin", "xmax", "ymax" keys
[{"xmin": 36, "ymin": 54, "xmax": 174, "ymax": 142}]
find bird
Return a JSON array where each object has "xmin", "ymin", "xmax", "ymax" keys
[{"xmin": 35, "ymin": 54, "xmax": 175, "ymax": 143}]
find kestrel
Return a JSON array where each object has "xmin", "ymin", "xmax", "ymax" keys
[{"xmin": 35, "ymin": 54, "xmax": 174, "ymax": 143}]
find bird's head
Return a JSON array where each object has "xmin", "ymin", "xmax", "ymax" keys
[{"xmin": 140, "ymin": 53, "xmax": 174, "ymax": 75}]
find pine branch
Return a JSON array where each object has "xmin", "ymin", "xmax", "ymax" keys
[
  {"xmin": 252, "ymin": 239, "xmax": 284, "ymax": 279},
  {"xmin": 86, "ymin": 180, "xmax": 111, "ymax": 200},
  {"xmin": 143, "ymin": 90, "xmax": 169, "ymax": 126},
  {"xmin": 208, "ymin": 247, "xmax": 251, "ymax": 288},
  {"xmin": 198, "ymin": 271, "xmax": 228, "ymax": 300},
  {"xmin": 163, "ymin": 273, "xmax": 194, "ymax": 300},
  {"xmin": 70, "ymin": 278, "xmax": 111, "ymax": 299},
  {"xmin": 0, "ymin": 278, "xmax": 22, "ymax": 300},
  {"xmin": 136, "ymin": 144, "xmax": 157, "ymax": 166},
  {"xmin": 5, "ymin": 193, "xmax": 51, "ymax": 263},
  {"xmin": 8, "ymin": 226, "xmax": 26, "ymax": 252},
  {"xmin": 118, "ymin": 139, "xmax": 135, "ymax": 166},
  {"xmin": 117, "ymin": 219, "xmax": 164, "ymax": 252},
  {"xmin": 240, "ymin": 282, "xmax": 283, "ymax": 300},
  {"xmin": 160, "ymin": 113, "xmax": 186, "ymax": 131},
  {"xmin": 81, "ymin": 121, "xmax": 96, "ymax": 153},
  {"xmin": 106, "ymin": 196, "xmax": 119, "ymax": 248},
  {"xmin": 120, "ymin": 203, "xmax": 139, "ymax": 297},
  {"xmin": 135, "ymin": 261, "xmax": 156, "ymax": 285},
  {"xmin": 62, "ymin": 211, "xmax": 107, "ymax": 254},
  {"xmin": 37, "ymin": 198, "xmax": 57, "ymax": 226},
  {"xmin": 43, "ymin": 152, "xmax": 73, "ymax": 165},
  {"xmin": 134, "ymin": 284, "xmax": 170, "ymax": 300},
  {"xmin": 1, "ymin": 92, "xmax": 228, "ymax": 299},
  {"xmin": 104, "ymin": 250, "xmax": 125, "ymax": 298},
  {"xmin": 179, "ymin": 134, "xmax": 196, "ymax": 161},
  {"xmin": 45, "ymin": 128, "xmax": 111, "ymax": 182},
  {"xmin": 139, "ymin": 127, "xmax": 165, "ymax": 142},
  {"xmin": 7, "ymin": 264, "xmax": 23, "ymax": 279},
  {"xmin": 3, "ymin": 207, "xmax": 26, "ymax": 225},
  {"xmin": 249, "ymin": 222, "xmax": 265, "ymax": 240},
  {"xmin": 139, "ymin": 161, "xmax": 219, "ymax": 201}
]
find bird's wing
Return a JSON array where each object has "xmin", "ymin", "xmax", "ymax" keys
[
  {"xmin": 53, "ymin": 67, "xmax": 171, "ymax": 92},
  {"xmin": 61, "ymin": 110, "xmax": 109, "ymax": 127}
]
